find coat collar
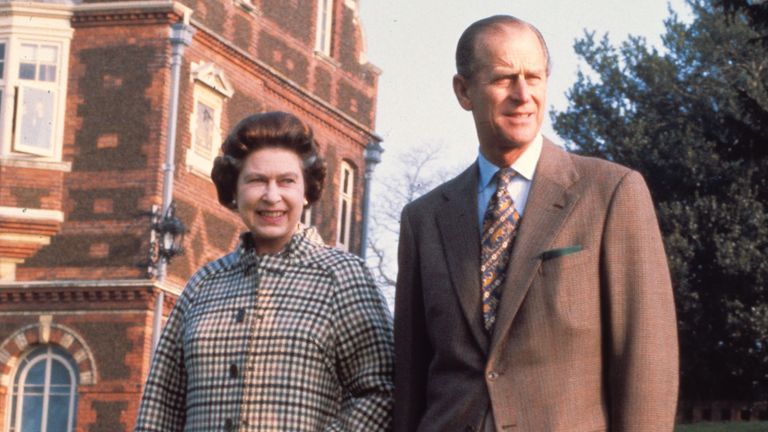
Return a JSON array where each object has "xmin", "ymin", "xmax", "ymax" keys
[{"xmin": 236, "ymin": 225, "xmax": 323, "ymax": 267}]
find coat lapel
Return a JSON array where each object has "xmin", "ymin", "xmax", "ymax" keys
[
  {"xmin": 490, "ymin": 141, "xmax": 581, "ymax": 353},
  {"xmin": 436, "ymin": 163, "xmax": 490, "ymax": 353}
]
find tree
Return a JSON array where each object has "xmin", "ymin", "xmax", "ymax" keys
[
  {"xmin": 366, "ymin": 144, "xmax": 457, "ymax": 307},
  {"xmin": 552, "ymin": 0, "xmax": 768, "ymax": 401}
]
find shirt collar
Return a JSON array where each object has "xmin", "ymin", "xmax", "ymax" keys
[{"xmin": 477, "ymin": 133, "xmax": 543, "ymax": 188}]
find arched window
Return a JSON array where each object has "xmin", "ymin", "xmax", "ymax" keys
[
  {"xmin": 336, "ymin": 161, "xmax": 355, "ymax": 251},
  {"xmin": 7, "ymin": 345, "xmax": 78, "ymax": 432}
]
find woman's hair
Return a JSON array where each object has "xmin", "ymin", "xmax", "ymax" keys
[{"xmin": 211, "ymin": 111, "xmax": 327, "ymax": 210}]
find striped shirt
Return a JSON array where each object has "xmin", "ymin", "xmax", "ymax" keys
[{"xmin": 135, "ymin": 227, "xmax": 394, "ymax": 431}]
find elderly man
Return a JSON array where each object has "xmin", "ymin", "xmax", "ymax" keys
[{"xmin": 393, "ymin": 15, "xmax": 679, "ymax": 432}]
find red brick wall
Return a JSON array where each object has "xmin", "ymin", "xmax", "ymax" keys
[
  {"xmin": 1, "ymin": 2, "xmax": 380, "ymax": 430},
  {"xmin": 0, "ymin": 284, "xmax": 157, "ymax": 432},
  {"xmin": 18, "ymin": 0, "xmax": 378, "ymax": 283}
]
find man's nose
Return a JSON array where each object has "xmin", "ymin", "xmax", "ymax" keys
[{"xmin": 508, "ymin": 78, "xmax": 531, "ymax": 102}]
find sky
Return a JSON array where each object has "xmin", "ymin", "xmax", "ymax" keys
[
  {"xmin": 358, "ymin": 0, "xmax": 692, "ymax": 168},
  {"xmin": 355, "ymin": 1, "xmax": 693, "ymax": 305}
]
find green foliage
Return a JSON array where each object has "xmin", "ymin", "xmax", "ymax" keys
[
  {"xmin": 552, "ymin": 0, "xmax": 768, "ymax": 400},
  {"xmin": 675, "ymin": 422, "xmax": 768, "ymax": 432}
]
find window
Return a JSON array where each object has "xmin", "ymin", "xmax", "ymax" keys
[
  {"xmin": 0, "ymin": 4, "xmax": 73, "ymax": 163},
  {"xmin": 193, "ymin": 96, "xmax": 217, "ymax": 160},
  {"xmin": 0, "ymin": 42, "xmax": 5, "ymax": 127},
  {"xmin": 300, "ymin": 206, "xmax": 312, "ymax": 226},
  {"xmin": 12, "ymin": 43, "xmax": 61, "ymax": 157},
  {"xmin": 315, "ymin": 0, "xmax": 334, "ymax": 55},
  {"xmin": 336, "ymin": 161, "xmax": 354, "ymax": 250},
  {"xmin": 8, "ymin": 345, "xmax": 78, "ymax": 432},
  {"xmin": 0, "ymin": 43, "xmax": 6, "ymax": 80},
  {"xmin": 186, "ymin": 62, "xmax": 233, "ymax": 178}
]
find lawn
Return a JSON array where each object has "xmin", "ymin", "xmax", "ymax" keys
[{"xmin": 675, "ymin": 422, "xmax": 768, "ymax": 432}]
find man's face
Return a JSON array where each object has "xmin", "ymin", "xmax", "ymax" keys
[{"xmin": 454, "ymin": 25, "xmax": 548, "ymax": 158}]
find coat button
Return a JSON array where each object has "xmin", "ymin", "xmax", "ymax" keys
[
  {"xmin": 235, "ymin": 309, "xmax": 245, "ymax": 323},
  {"xmin": 487, "ymin": 371, "xmax": 499, "ymax": 381},
  {"xmin": 224, "ymin": 418, "xmax": 233, "ymax": 430},
  {"xmin": 230, "ymin": 364, "xmax": 238, "ymax": 378}
]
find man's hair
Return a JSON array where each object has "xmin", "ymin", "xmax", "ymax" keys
[{"xmin": 455, "ymin": 15, "xmax": 552, "ymax": 79}]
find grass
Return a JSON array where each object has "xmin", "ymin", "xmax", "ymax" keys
[{"xmin": 675, "ymin": 422, "xmax": 768, "ymax": 432}]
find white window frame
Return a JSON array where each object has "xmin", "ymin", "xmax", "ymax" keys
[
  {"xmin": 336, "ymin": 161, "xmax": 354, "ymax": 251},
  {"xmin": 0, "ymin": 4, "xmax": 73, "ymax": 163},
  {"xmin": 315, "ymin": 0, "xmax": 334, "ymax": 55},
  {"xmin": 186, "ymin": 61, "xmax": 233, "ymax": 178},
  {"xmin": 7, "ymin": 345, "xmax": 78, "ymax": 432},
  {"xmin": 0, "ymin": 41, "xmax": 6, "ymax": 136}
]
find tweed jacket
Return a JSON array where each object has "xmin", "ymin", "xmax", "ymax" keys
[
  {"xmin": 393, "ymin": 141, "xmax": 679, "ymax": 431},
  {"xmin": 135, "ymin": 227, "xmax": 394, "ymax": 432}
]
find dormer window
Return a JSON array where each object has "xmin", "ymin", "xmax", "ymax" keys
[{"xmin": 186, "ymin": 61, "xmax": 234, "ymax": 178}]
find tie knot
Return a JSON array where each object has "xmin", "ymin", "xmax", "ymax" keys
[{"xmin": 496, "ymin": 168, "xmax": 516, "ymax": 189}]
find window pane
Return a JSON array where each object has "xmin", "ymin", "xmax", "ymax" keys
[
  {"xmin": 46, "ymin": 395, "xmax": 72, "ymax": 432},
  {"xmin": 0, "ymin": 43, "xmax": 5, "ymax": 80},
  {"xmin": 19, "ymin": 63, "xmax": 35, "ymax": 80},
  {"xmin": 39, "ymin": 64, "xmax": 57, "ymax": 82},
  {"xmin": 49, "ymin": 360, "xmax": 71, "ymax": 386},
  {"xmin": 38, "ymin": 45, "xmax": 57, "ymax": 63},
  {"xmin": 20, "ymin": 44, "xmax": 36, "ymax": 61},
  {"xmin": 339, "ymin": 200, "xmax": 348, "ymax": 245},
  {"xmin": 25, "ymin": 361, "xmax": 46, "ymax": 386},
  {"xmin": 19, "ymin": 87, "xmax": 55, "ymax": 152},
  {"xmin": 21, "ymin": 395, "xmax": 43, "ymax": 432},
  {"xmin": 194, "ymin": 101, "xmax": 215, "ymax": 157}
]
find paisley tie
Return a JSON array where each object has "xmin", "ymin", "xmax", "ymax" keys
[{"xmin": 480, "ymin": 167, "xmax": 520, "ymax": 332}]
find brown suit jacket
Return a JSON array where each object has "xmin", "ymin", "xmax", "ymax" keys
[{"xmin": 393, "ymin": 141, "xmax": 679, "ymax": 432}]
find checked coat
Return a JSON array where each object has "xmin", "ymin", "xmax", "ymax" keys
[{"xmin": 135, "ymin": 227, "xmax": 394, "ymax": 431}]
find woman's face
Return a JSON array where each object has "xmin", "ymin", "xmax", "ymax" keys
[{"xmin": 236, "ymin": 147, "xmax": 306, "ymax": 255}]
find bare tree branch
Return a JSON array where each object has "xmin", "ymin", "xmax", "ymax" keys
[{"xmin": 366, "ymin": 142, "xmax": 458, "ymax": 290}]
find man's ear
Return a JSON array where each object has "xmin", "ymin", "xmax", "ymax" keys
[{"xmin": 453, "ymin": 74, "xmax": 473, "ymax": 111}]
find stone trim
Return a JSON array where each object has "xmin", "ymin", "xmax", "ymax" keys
[{"xmin": 0, "ymin": 318, "xmax": 98, "ymax": 387}]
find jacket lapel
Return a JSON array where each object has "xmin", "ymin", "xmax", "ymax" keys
[
  {"xmin": 490, "ymin": 141, "xmax": 581, "ymax": 353},
  {"xmin": 436, "ymin": 163, "xmax": 490, "ymax": 353}
]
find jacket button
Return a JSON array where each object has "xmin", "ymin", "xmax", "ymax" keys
[
  {"xmin": 224, "ymin": 418, "xmax": 233, "ymax": 430},
  {"xmin": 230, "ymin": 364, "xmax": 238, "ymax": 378},
  {"xmin": 235, "ymin": 309, "xmax": 245, "ymax": 323},
  {"xmin": 487, "ymin": 371, "xmax": 499, "ymax": 381}
]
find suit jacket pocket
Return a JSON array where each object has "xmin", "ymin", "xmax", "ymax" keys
[
  {"xmin": 538, "ymin": 245, "xmax": 583, "ymax": 262},
  {"xmin": 538, "ymin": 248, "xmax": 600, "ymax": 330}
]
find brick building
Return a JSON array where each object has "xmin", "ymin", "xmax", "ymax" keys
[{"xmin": 0, "ymin": 0, "xmax": 381, "ymax": 429}]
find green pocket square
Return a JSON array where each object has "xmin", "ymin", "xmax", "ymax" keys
[{"xmin": 539, "ymin": 245, "xmax": 583, "ymax": 261}]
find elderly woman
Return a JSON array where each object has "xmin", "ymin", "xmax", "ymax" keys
[{"xmin": 135, "ymin": 111, "xmax": 394, "ymax": 431}]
